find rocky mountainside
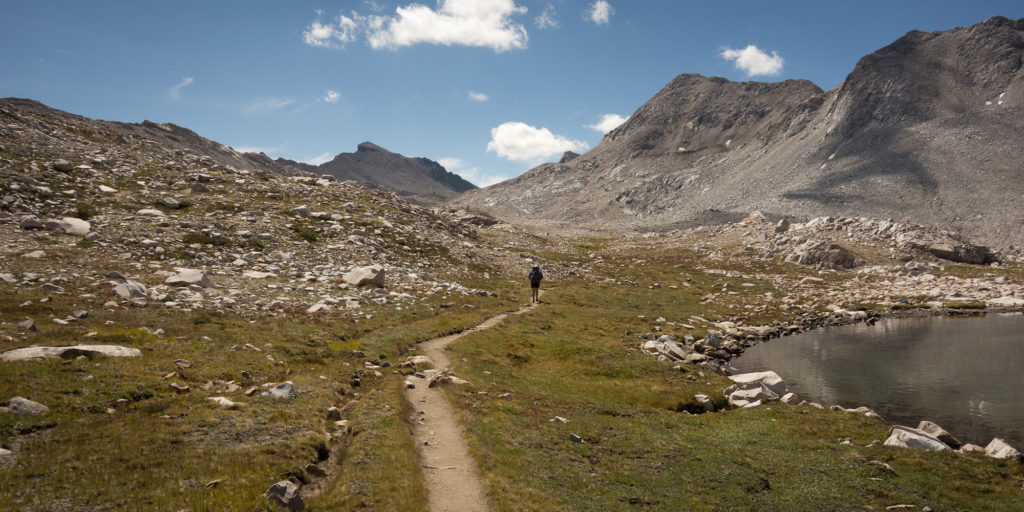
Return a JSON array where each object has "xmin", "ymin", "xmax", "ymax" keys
[
  {"xmin": 0, "ymin": 97, "xmax": 535, "ymax": 319},
  {"xmin": 454, "ymin": 16, "xmax": 1024, "ymax": 249},
  {"xmin": 279, "ymin": 142, "xmax": 476, "ymax": 204},
  {"xmin": 0, "ymin": 98, "xmax": 306, "ymax": 177}
]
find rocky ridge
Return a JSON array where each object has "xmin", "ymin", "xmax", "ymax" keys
[
  {"xmin": 455, "ymin": 16, "xmax": 1024, "ymax": 249},
  {"xmin": 280, "ymin": 142, "xmax": 476, "ymax": 205},
  {"xmin": 0, "ymin": 99, "xmax": 541, "ymax": 322}
]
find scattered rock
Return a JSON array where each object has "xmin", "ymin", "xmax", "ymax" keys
[
  {"xmin": 165, "ymin": 268, "xmax": 211, "ymax": 288},
  {"xmin": 58, "ymin": 217, "xmax": 91, "ymax": 235},
  {"xmin": 694, "ymin": 394, "xmax": 714, "ymax": 413},
  {"xmin": 20, "ymin": 215, "xmax": 43, "ymax": 230},
  {"xmin": 343, "ymin": 265, "xmax": 386, "ymax": 287},
  {"xmin": 1, "ymin": 345, "xmax": 142, "ymax": 362},
  {"xmin": 6, "ymin": 396, "xmax": 49, "ymax": 416},
  {"xmin": 207, "ymin": 396, "xmax": 245, "ymax": 409},
  {"xmin": 260, "ymin": 381, "xmax": 297, "ymax": 399},
  {"xmin": 916, "ymin": 420, "xmax": 961, "ymax": 450},
  {"xmin": 883, "ymin": 426, "xmax": 951, "ymax": 452},
  {"xmin": 113, "ymin": 279, "xmax": 147, "ymax": 298},
  {"xmin": 51, "ymin": 159, "xmax": 74, "ymax": 172},
  {"xmin": 984, "ymin": 438, "xmax": 1020, "ymax": 459},
  {"xmin": 263, "ymin": 480, "xmax": 304, "ymax": 511}
]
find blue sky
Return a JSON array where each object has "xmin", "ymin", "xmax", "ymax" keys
[{"xmin": 3, "ymin": 1, "xmax": 1023, "ymax": 187}]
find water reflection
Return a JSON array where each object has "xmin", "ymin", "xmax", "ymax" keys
[{"xmin": 732, "ymin": 313, "xmax": 1024, "ymax": 447}]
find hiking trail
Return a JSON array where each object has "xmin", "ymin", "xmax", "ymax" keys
[{"xmin": 405, "ymin": 291, "xmax": 544, "ymax": 512}]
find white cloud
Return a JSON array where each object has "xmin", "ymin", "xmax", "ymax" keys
[
  {"xmin": 586, "ymin": 1, "xmax": 612, "ymax": 25},
  {"xmin": 586, "ymin": 113, "xmax": 628, "ymax": 133},
  {"xmin": 720, "ymin": 45, "xmax": 784, "ymax": 76},
  {"xmin": 366, "ymin": 0, "xmax": 528, "ymax": 52},
  {"xmin": 243, "ymin": 97, "xmax": 297, "ymax": 114},
  {"xmin": 168, "ymin": 76, "xmax": 194, "ymax": 100},
  {"xmin": 486, "ymin": 121, "xmax": 589, "ymax": 163},
  {"xmin": 467, "ymin": 90, "xmax": 489, "ymax": 102},
  {"xmin": 303, "ymin": 15, "xmax": 359, "ymax": 49},
  {"xmin": 304, "ymin": 152, "xmax": 334, "ymax": 165},
  {"xmin": 535, "ymin": 4, "xmax": 558, "ymax": 29},
  {"xmin": 439, "ymin": 157, "xmax": 509, "ymax": 187},
  {"xmin": 322, "ymin": 89, "xmax": 341, "ymax": 103}
]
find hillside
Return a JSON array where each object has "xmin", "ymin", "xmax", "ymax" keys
[
  {"xmin": 2, "ymin": 87, "xmax": 1024, "ymax": 510},
  {"xmin": 454, "ymin": 16, "xmax": 1024, "ymax": 249},
  {"xmin": 279, "ymin": 142, "xmax": 476, "ymax": 204}
]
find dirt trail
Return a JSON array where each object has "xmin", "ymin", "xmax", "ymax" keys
[{"xmin": 405, "ymin": 292, "xmax": 544, "ymax": 512}]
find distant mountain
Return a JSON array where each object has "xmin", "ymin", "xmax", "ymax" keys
[
  {"xmin": 278, "ymin": 142, "xmax": 476, "ymax": 204},
  {"xmin": 454, "ymin": 16, "xmax": 1024, "ymax": 249}
]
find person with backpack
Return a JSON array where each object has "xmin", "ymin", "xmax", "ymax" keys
[{"xmin": 528, "ymin": 266, "xmax": 543, "ymax": 303}]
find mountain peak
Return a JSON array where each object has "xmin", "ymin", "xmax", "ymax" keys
[
  {"xmin": 357, "ymin": 141, "xmax": 387, "ymax": 153},
  {"xmin": 453, "ymin": 17, "xmax": 1024, "ymax": 249}
]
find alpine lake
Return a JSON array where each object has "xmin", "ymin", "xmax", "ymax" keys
[{"xmin": 732, "ymin": 312, "xmax": 1024, "ymax": 448}]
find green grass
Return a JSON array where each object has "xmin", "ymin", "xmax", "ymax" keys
[
  {"xmin": 0, "ymin": 282, "xmax": 520, "ymax": 511},
  {"xmin": 442, "ymin": 279, "xmax": 1024, "ymax": 511},
  {"xmin": 2, "ymin": 237, "xmax": 1022, "ymax": 510}
]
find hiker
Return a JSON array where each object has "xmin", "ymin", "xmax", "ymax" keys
[{"xmin": 528, "ymin": 266, "xmax": 543, "ymax": 303}]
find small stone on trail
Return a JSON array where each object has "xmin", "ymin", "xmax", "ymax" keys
[{"xmin": 568, "ymin": 433, "xmax": 583, "ymax": 443}]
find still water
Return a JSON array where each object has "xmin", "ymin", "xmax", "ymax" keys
[{"xmin": 732, "ymin": 313, "xmax": 1024, "ymax": 448}]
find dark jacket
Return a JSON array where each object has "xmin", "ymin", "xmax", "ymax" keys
[{"xmin": 529, "ymin": 269, "xmax": 543, "ymax": 285}]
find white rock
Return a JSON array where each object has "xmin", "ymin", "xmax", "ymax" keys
[
  {"xmin": 113, "ymin": 279, "xmax": 147, "ymax": 298},
  {"xmin": 344, "ymin": 265, "xmax": 385, "ymax": 287},
  {"xmin": 984, "ymin": 438, "xmax": 1020, "ymax": 459},
  {"xmin": 0, "ymin": 345, "xmax": 142, "ymax": 362},
  {"xmin": 59, "ymin": 217, "xmax": 91, "ymax": 236},
  {"xmin": 263, "ymin": 480, "xmax": 304, "ymax": 511},
  {"xmin": 917, "ymin": 420, "xmax": 961, "ymax": 449},
  {"xmin": 728, "ymin": 371, "xmax": 787, "ymax": 396},
  {"xmin": 6, "ymin": 396, "xmax": 50, "ymax": 416},
  {"xmin": 725, "ymin": 384, "xmax": 776, "ymax": 408},
  {"xmin": 23, "ymin": 250, "xmax": 46, "ymax": 259},
  {"xmin": 260, "ymin": 381, "xmax": 297, "ymax": 399},
  {"xmin": 207, "ymin": 396, "xmax": 245, "ymax": 409},
  {"xmin": 307, "ymin": 303, "xmax": 331, "ymax": 315},
  {"xmin": 136, "ymin": 209, "xmax": 166, "ymax": 217},
  {"xmin": 986, "ymin": 296, "xmax": 1024, "ymax": 307},
  {"xmin": 165, "ymin": 268, "xmax": 210, "ymax": 288},
  {"xmin": 98, "ymin": 185, "xmax": 117, "ymax": 193},
  {"xmin": 883, "ymin": 426, "xmax": 951, "ymax": 451},
  {"xmin": 242, "ymin": 270, "xmax": 275, "ymax": 279}
]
